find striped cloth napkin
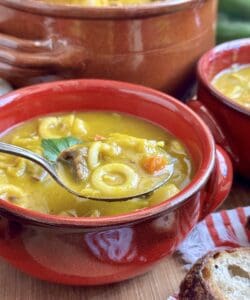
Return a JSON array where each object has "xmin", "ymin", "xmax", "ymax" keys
[
  {"xmin": 178, "ymin": 206, "xmax": 250, "ymax": 267},
  {"xmin": 167, "ymin": 206, "xmax": 250, "ymax": 299}
]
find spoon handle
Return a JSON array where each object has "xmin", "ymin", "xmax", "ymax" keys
[
  {"xmin": 0, "ymin": 142, "xmax": 84, "ymax": 197},
  {"xmin": 0, "ymin": 142, "xmax": 57, "ymax": 178}
]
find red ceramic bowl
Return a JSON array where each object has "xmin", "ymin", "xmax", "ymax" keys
[
  {"xmin": 0, "ymin": 80, "xmax": 232, "ymax": 285},
  {"xmin": 188, "ymin": 38, "xmax": 250, "ymax": 179}
]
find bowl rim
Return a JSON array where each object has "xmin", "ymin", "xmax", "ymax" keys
[
  {"xmin": 197, "ymin": 38, "xmax": 250, "ymax": 117},
  {"xmin": 0, "ymin": 79, "xmax": 215, "ymax": 227},
  {"xmin": 0, "ymin": 0, "xmax": 204, "ymax": 19}
]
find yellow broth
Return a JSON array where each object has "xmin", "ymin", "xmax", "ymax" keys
[
  {"xmin": 212, "ymin": 64, "xmax": 250, "ymax": 109},
  {"xmin": 0, "ymin": 112, "xmax": 193, "ymax": 217}
]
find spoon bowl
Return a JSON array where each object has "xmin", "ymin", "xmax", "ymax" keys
[{"xmin": 0, "ymin": 141, "xmax": 173, "ymax": 202}]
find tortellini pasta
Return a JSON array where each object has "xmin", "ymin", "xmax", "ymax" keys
[{"xmin": 39, "ymin": 115, "xmax": 87, "ymax": 139}]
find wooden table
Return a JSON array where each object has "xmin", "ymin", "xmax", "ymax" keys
[{"xmin": 0, "ymin": 177, "xmax": 249, "ymax": 300}]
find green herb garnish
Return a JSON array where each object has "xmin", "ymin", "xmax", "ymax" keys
[{"xmin": 41, "ymin": 136, "xmax": 81, "ymax": 162}]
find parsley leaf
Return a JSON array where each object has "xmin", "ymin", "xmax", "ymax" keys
[{"xmin": 41, "ymin": 136, "xmax": 81, "ymax": 162}]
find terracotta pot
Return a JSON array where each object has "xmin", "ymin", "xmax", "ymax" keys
[
  {"xmin": 0, "ymin": 0, "xmax": 217, "ymax": 97},
  {"xmin": 0, "ymin": 79, "xmax": 232, "ymax": 285},
  {"xmin": 188, "ymin": 38, "xmax": 250, "ymax": 179}
]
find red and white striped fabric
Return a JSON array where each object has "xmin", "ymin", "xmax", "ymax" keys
[
  {"xmin": 167, "ymin": 206, "xmax": 250, "ymax": 300},
  {"xmin": 178, "ymin": 206, "xmax": 250, "ymax": 267}
]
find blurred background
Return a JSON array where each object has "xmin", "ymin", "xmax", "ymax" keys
[{"xmin": 217, "ymin": 0, "xmax": 250, "ymax": 43}]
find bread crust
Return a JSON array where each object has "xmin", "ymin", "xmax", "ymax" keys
[{"xmin": 178, "ymin": 248, "xmax": 250, "ymax": 300}]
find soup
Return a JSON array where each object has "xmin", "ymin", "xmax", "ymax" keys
[
  {"xmin": 0, "ymin": 112, "xmax": 193, "ymax": 217},
  {"xmin": 38, "ymin": 0, "xmax": 154, "ymax": 6},
  {"xmin": 212, "ymin": 64, "xmax": 250, "ymax": 109}
]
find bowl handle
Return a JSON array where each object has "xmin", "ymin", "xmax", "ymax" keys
[
  {"xmin": 199, "ymin": 145, "xmax": 233, "ymax": 221},
  {"xmin": 187, "ymin": 99, "xmax": 230, "ymax": 148},
  {"xmin": 187, "ymin": 99, "xmax": 238, "ymax": 161},
  {"xmin": 0, "ymin": 33, "xmax": 86, "ymax": 83}
]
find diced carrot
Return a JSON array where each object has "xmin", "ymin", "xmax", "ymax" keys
[
  {"xmin": 141, "ymin": 155, "xmax": 167, "ymax": 174},
  {"xmin": 94, "ymin": 134, "xmax": 106, "ymax": 141}
]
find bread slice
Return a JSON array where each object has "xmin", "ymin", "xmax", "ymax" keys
[{"xmin": 179, "ymin": 248, "xmax": 250, "ymax": 300}]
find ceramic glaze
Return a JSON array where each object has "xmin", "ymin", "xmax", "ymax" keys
[{"xmin": 0, "ymin": 0, "xmax": 216, "ymax": 97}]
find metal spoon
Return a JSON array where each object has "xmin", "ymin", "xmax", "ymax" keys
[{"xmin": 0, "ymin": 142, "xmax": 173, "ymax": 202}]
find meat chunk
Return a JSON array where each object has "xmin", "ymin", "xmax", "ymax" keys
[{"xmin": 58, "ymin": 146, "xmax": 89, "ymax": 181}]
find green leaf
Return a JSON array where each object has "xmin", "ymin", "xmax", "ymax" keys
[{"xmin": 41, "ymin": 136, "xmax": 81, "ymax": 162}]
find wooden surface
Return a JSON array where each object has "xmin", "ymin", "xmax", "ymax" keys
[{"xmin": 0, "ymin": 177, "xmax": 249, "ymax": 300}]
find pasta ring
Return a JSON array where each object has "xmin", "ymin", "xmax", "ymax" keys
[
  {"xmin": 88, "ymin": 142, "xmax": 120, "ymax": 170},
  {"xmin": 91, "ymin": 163, "xmax": 139, "ymax": 196}
]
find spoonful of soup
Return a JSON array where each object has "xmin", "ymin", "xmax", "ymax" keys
[{"xmin": 0, "ymin": 134, "xmax": 175, "ymax": 202}]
